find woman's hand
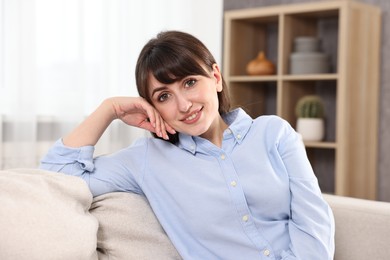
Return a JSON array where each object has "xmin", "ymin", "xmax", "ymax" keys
[
  {"xmin": 109, "ymin": 96, "xmax": 175, "ymax": 140},
  {"xmin": 63, "ymin": 96, "xmax": 175, "ymax": 148}
]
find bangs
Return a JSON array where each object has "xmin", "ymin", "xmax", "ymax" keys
[{"xmin": 147, "ymin": 44, "xmax": 210, "ymax": 85}]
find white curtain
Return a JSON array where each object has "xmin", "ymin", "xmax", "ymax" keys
[{"xmin": 0, "ymin": 0, "xmax": 223, "ymax": 169}]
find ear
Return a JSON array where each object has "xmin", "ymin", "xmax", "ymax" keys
[{"xmin": 212, "ymin": 64, "xmax": 223, "ymax": 92}]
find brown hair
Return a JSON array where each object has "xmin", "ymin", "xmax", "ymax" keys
[{"xmin": 135, "ymin": 31, "xmax": 231, "ymax": 143}]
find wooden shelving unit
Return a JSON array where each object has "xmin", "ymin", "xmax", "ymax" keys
[{"xmin": 223, "ymin": 1, "xmax": 381, "ymax": 199}]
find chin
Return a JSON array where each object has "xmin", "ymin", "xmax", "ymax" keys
[
  {"xmin": 178, "ymin": 122, "xmax": 211, "ymax": 137},
  {"xmin": 180, "ymin": 128, "xmax": 207, "ymax": 137}
]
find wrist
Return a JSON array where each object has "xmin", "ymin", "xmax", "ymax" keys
[{"xmin": 101, "ymin": 97, "xmax": 120, "ymax": 122}]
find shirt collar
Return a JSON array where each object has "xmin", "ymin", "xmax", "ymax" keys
[
  {"xmin": 178, "ymin": 108, "xmax": 253, "ymax": 154},
  {"xmin": 224, "ymin": 108, "xmax": 253, "ymax": 144}
]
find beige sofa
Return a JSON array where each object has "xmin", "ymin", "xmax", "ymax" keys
[{"xmin": 1, "ymin": 168, "xmax": 390, "ymax": 260}]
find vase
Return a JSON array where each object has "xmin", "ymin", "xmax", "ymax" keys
[
  {"xmin": 246, "ymin": 51, "xmax": 275, "ymax": 75},
  {"xmin": 296, "ymin": 118, "xmax": 325, "ymax": 141}
]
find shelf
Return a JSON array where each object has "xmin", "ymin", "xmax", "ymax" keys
[
  {"xmin": 224, "ymin": 0, "xmax": 380, "ymax": 199},
  {"xmin": 228, "ymin": 74, "xmax": 338, "ymax": 82},
  {"xmin": 226, "ymin": 13, "xmax": 279, "ymax": 76},
  {"xmin": 282, "ymin": 74, "xmax": 338, "ymax": 81},
  {"xmin": 304, "ymin": 141, "xmax": 337, "ymax": 149},
  {"xmin": 228, "ymin": 75, "xmax": 278, "ymax": 82}
]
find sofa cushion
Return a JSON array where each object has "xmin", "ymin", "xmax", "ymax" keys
[
  {"xmin": 0, "ymin": 168, "xmax": 98, "ymax": 260},
  {"xmin": 91, "ymin": 192, "xmax": 182, "ymax": 260},
  {"xmin": 324, "ymin": 194, "xmax": 390, "ymax": 260}
]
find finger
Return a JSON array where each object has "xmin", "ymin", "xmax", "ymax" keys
[
  {"xmin": 150, "ymin": 110, "xmax": 163, "ymax": 138},
  {"xmin": 141, "ymin": 101, "xmax": 169, "ymax": 139},
  {"xmin": 153, "ymin": 112, "xmax": 167, "ymax": 139},
  {"xmin": 159, "ymin": 118, "xmax": 169, "ymax": 140},
  {"xmin": 164, "ymin": 122, "xmax": 176, "ymax": 135},
  {"xmin": 151, "ymin": 110, "xmax": 170, "ymax": 140},
  {"xmin": 144, "ymin": 109, "xmax": 156, "ymax": 129},
  {"xmin": 140, "ymin": 119, "xmax": 157, "ymax": 133}
]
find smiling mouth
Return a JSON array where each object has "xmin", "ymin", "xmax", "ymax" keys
[
  {"xmin": 185, "ymin": 112, "xmax": 198, "ymax": 121},
  {"xmin": 183, "ymin": 107, "xmax": 203, "ymax": 122}
]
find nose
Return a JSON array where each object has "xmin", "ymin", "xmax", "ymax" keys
[{"xmin": 177, "ymin": 94, "xmax": 192, "ymax": 113}]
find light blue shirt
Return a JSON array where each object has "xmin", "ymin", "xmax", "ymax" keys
[{"xmin": 40, "ymin": 108, "xmax": 335, "ymax": 260}]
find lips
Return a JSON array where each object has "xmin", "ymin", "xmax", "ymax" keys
[
  {"xmin": 185, "ymin": 112, "xmax": 198, "ymax": 121},
  {"xmin": 182, "ymin": 107, "xmax": 203, "ymax": 123}
]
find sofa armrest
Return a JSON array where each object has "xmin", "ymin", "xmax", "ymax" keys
[{"xmin": 323, "ymin": 194, "xmax": 390, "ymax": 260}]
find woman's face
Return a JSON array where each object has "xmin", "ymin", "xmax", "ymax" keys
[{"xmin": 148, "ymin": 64, "xmax": 224, "ymax": 139}]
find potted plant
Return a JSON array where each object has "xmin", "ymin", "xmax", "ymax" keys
[{"xmin": 295, "ymin": 95, "xmax": 325, "ymax": 141}]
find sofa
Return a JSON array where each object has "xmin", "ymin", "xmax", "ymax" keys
[{"xmin": 1, "ymin": 168, "xmax": 390, "ymax": 260}]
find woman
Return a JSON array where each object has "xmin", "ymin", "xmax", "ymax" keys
[{"xmin": 40, "ymin": 31, "xmax": 335, "ymax": 259}]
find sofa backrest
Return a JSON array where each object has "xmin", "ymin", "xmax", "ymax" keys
[
  {"xmin": 0, "ymin": 168, "xmax": 181, "ymax": 260},
  {"xmin": 2, "ymin": 168, "xmax": 390, "ymax": 260},
  {"xmin": 323, "ymin": 194, "xmax": 390, "ymax": 260},
  {"xmin": 91, "ymin": 192, "xmax": 181, "ymax": 259}
]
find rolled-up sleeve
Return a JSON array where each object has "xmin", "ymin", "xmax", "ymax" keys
[
  {"xmin": 40, "ymin": 139, "xmax": 143, "ymax": 197},
  {"xmin": 40, "ymin": 139, "xmax": 95, "ymax": 173}
]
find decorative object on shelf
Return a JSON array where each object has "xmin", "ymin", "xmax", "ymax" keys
[
  {"xmin": 295, "ymin": 95, "xmax": 325, "ymax": 141},
  {"xmin": 246, "ymin": 51, "xmax": 275, "ymax": 75},
  {"xmin": 290, "ymin": 37, "xmax": 329, "ymax": 74}
]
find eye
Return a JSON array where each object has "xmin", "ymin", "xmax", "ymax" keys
[
  {"xmin": 184, "ymin": 78, "xmax": 197, "ymax": 88},
  {"xmin": 157, "ymin": 92, "xmax": 171, "ymax": 102}
]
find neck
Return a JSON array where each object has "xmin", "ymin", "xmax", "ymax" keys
[{"xmin": 201, "ymin": 116, "xmax": 228, "ymax": 148}]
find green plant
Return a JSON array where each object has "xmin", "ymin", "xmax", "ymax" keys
[{"xmin": 295, "ymin": 95, "xmax": 325, "ymax": 118}]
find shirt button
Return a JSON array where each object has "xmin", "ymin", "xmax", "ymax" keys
[
  {"xmin": 237, "ymin": 134, "xmax": 241, "ymax": 139},
  {"xmin": 242, "ymin": 215, "xmax": 249, "ymax": 222},
  {"xmin": 220, "ymin": 154, "xmax": 226, "ymax": 160},
  {"xmin": 263, "ymin": 249, "xmax": 270, "ymax": 256},
  {"xmin": 230, "ymin": 181, "xmax": 237, "ymax": 187}
]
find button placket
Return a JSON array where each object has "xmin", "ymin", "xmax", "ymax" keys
[
  {"xmin": 217, "ymin": 150, "xmax": 264, "ymax": 251},
  {"xmin": 214, "ymin": 143, "xmax": 272, "ymax": 256},
  {"xmin": 220, "ymin": 153, "xmax": 250, "ymax": 225}
]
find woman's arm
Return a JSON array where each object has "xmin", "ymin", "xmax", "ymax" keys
[
  {"xmin": 277, "ymin": 120, "xmax": 335, "ymax": 260},
  {"xmin": 63, "ymin": 96, "xmax": 175, "ymax": 147},
  {"xmin": 40, "ymin": 96, "xmax": 175, "ymax": 196}
]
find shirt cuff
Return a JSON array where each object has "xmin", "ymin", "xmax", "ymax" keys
[{"xmin": 54, "ymin": 139, "xmax": 95, "ymax": 172}]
